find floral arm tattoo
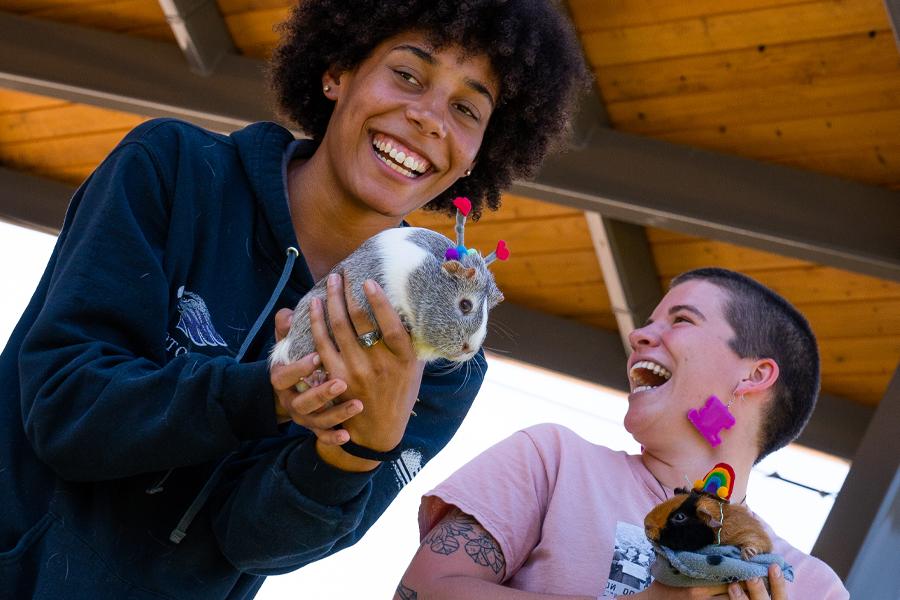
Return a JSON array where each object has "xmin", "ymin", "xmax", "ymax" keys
[{"xmin": 423, "ymin": 510, "xmax": 506, "ymax": 575}]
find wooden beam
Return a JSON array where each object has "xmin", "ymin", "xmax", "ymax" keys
[
  {"xmin": 512, "ymin": 123, "xmax": 900, "ymax": 283},
  {"xmin": 157, "ymin": 0, "xmax": 236, "ymax": 76},
  {"xmin": 813, "ymin": 363, "xmax": 900, "ymax": 591},
  {"xmin": 0, "ymin": 12, "xmax": 273, "ymax": 133},
  {"xmin": 2, "ymin": 12, "xmax": 897, "ymax": 280},
  {"xmin": 0, "ymin": 167, "xmax": 73, "ymax": 235},
  {"xmin": 585, "ymin": 213, "xmax": 663, "ymax": 353},
  {"xmin": 885, "ymin": 0, "xmax": 900, "ymax": 55}
]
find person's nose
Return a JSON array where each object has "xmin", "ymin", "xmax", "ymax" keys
[
  {"xmin": 628, "ymin": 322, "xmax": 661, "ymax": 352},
  {"xmin": 406, "ymin": 96, "xmax": 447, "ymax": 139}
]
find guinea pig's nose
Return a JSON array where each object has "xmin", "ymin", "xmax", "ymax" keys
[{"xmin": 461, "ymin": 342, "xmax": 471, "ymax": 353}]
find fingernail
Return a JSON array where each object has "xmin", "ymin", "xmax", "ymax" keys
[
  {"xmin": 311, "ymin": 353, "xmax": 320, "ymax": 366},
  {"xmin": 749, "ymin": 577, "xmax": 759, "ymax": 585},
  {"xmin": 329, "ymin": 381, "xmax": 345, "ymax": 394},
  {"xmin": 337, "ymin": 430, "xmax": 349, "ymax": 443},
  {"xmin": 328, "ymin": 273, "xmax": 339, "ymax": 286},
  {"xmin": 772, "ymin": 564, "xmax": 782, "ymax": 578},
  {"xmin": 364, "ymin": 279, "xmax": 378, "ymax": 294}
]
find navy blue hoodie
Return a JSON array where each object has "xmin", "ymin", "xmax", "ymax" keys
[{"xmin": 0, "ymin": 119, "xmax": 485, "ymax": 599}]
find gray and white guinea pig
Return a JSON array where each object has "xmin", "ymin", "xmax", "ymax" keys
[{"xmin": 269, "ymin": 227, "xmax": 504, "ymax": 371}]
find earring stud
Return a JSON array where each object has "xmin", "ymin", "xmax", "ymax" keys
[
  {"xmin": 323, "ymin": 84, "xmax": 331, "ymax": 93},
  {"xmin": 464, "ymin": 169, "xmax": 472, "ymax": 177}
]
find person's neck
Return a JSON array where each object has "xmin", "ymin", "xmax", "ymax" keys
[
  {"xmin": 640, "ymin": 443, "xmax": 753, "ymax": 504},
  {"xmin": 287, "ymin": 155, "xmax": 401, "ymax": 281}
]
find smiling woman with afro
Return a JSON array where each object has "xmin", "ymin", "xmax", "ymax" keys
[{"xmin": 270, "ymin": 0, "xmax": 590, "ymax": 219}]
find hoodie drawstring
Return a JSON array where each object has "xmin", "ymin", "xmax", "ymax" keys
[{"xmin": 167, "ymin": 246, "xmax": 299, "ymax": 544}]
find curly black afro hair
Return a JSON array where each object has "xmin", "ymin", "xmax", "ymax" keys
[{"xmin": 269, "ymin": 0, "xmax": 589, "ymax": 219}]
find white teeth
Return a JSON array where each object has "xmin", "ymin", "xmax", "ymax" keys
[
  {"xmin": 375, "ymin": 152, "xmax": 416, "ymax": 178},
  {"xmin": 630, "ymin": 360, "xmax": 672, "ymax": 380},
  {"xmin": 373, "ymin": 135, "xmax": 431, "ymax": 174},
  {"xmin": 633, "ymin": 385, "xmax": 655, "ymax": 393}
]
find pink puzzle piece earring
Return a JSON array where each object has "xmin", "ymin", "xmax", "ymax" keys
[{"xmin": 687, "ymin": 394, "xmax": 737, "ymax": 447}]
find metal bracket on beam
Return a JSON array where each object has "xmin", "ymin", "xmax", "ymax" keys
[{"xmin": 158, "ymin": 0, "xmax": 237, "ymax": 76}]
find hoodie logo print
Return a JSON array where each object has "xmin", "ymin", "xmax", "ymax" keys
[
  {"xmin": 391, "ymin": 448, "xmax": 424, "ymax": 490},
  {"xmin": 175, "ymin": 286, "xmax": 228, "ymax": 347}
]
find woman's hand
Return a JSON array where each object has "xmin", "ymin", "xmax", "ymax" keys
[
  {"xmin": 271, "ymin": 308, "xmax": 363, "ymax": 445},
  {"xmin": 627, "ymin": 564, "xmax": 787, "ymax": 600},
  {"xmin": 727, "ymin": 564, "xmax": 788, "ymax": 600},
  {"xmin": 310, "ymin": 273, "xmax": 425, "ymax": 453}
]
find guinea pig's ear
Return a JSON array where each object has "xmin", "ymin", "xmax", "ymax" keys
[
  {"xmin": 696, "ymin": 498, "xmax": 723, "ymax": 529},
  {"xmin": 488, "ymin": 279, "xmax": 505, "ymax": 308},
  {"xmin": 442, "ymin": 260, "xmax": 462, "ymax": 276}
]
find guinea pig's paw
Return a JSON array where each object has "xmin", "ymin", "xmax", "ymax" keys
[
  {"xmin": 740, "ymin": 547, "xmax": 760, "ymax": 561},
  {"xmin": 298, "ymin": 368, "xmax": 328, "ymax": 391}
]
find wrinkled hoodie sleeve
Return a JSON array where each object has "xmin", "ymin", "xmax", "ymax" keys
[{"xmin": 18, "ymin": 137, "xmax": 277, "ymax": 482}]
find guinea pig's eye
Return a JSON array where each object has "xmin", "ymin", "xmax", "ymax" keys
[
  {"xmin": 459, "ymin": 299, "xmax": 473, "ymax": 314},
  {"xmin": 671, "ymin": 512, "xmax": 687, "ymax": 523}
]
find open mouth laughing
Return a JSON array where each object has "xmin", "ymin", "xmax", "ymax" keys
[
  {"xmin": 629, "ymin": 360, "xmax": 672, "ymax": 393},
  {"xmin": 372, "ymin": 133, "xmax": 433, "ymax": 178}
]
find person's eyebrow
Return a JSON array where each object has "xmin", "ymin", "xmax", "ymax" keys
[
  {"xmin": 393, "ymin": 44, "xmax": 495, "ymax": 108},
  {"xmin": 669, "ymin": 304, "xmax": 707, "ymax": 321}
]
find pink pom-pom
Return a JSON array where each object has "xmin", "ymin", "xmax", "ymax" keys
[
  {"xmin": 495, "ymin": 240, "xmax": 510, "ymax": 261},
  {"xmin": 452, "ymin": 197, "xmax": 472, "ymax": 217}
]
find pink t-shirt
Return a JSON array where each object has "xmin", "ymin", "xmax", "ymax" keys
[{"xmin": 419, "ymin": 423, "xmax": 848, "ymax": 599}]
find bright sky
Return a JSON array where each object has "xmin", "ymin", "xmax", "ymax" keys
[{"xmin": 0, "ymin": 220, "xmax": 849, "ymax": 599}]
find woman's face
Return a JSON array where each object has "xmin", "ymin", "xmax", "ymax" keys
[
  {"xmin": 320, "ymin": 31, "xmax": 498, "ymax": 218},
  {"xmin": 623, "ymin": 280, "xmax": 752, "ymax": 447}
]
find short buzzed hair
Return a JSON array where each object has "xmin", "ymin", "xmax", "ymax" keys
[{"xmin": 670, "ymin": 268, "xmax": 820, "ymax": 462}]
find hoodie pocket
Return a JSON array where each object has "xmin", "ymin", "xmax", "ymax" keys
[{"xmin": 0, "ymin": 512, "xmax": 170, "ymax": 600}]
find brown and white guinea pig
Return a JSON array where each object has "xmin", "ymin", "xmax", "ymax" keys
[
  {"xmin": 644, "ymin": 490, "xmax": 772, "ymax": 560},
  {"xmin": 270, "ymin": 227, "xmax": 504, "ymax": 376}
]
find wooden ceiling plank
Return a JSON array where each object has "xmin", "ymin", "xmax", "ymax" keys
[
  {"xmin": 656, "ymin": 108, "xmax": 900, "ymax": 159},
  {"xmin": 582, "ymin": 0, "xmax": 888, "ymax": 67},
  {"xmin": 661, "ymin": 267, "xmax": 900, "ymax": 304},
  {"xmin": 0, "ymin": 129, "xmax": 133, "ymax": 170},
  {"xmin": 608, "ymin": 69, "xmax": 900, "ymax": 135},
  {"xmin": 568, "ymin": 0, "xmax": 806, "ymax": 32},
  {"xmin": 0, "ymin": 88, "xmax": 68, "ymax": 113},
  {"xmin": 595, "ymin": 30, "xmax": 899, "ymax": 103},
  {"xmin": 223, "ymin": 6, "xmax": 288, "ymax": 50},
  {"xmin": 407, "ymin": 194, "xmax": 581, "ymax": 227},
  {"xmin": 651, "ymin": 238, "xmax": 809, "ymax": 277},
  {"xmin": 215, "ymin": 0, "xmax": 289, "ymax": 16},
  {"xmin": 798, "ymin": 298, "xmax": 900, "ymax": 339},
  {"xmin": 31, "ymin": 0, "xmax": 169, "ymax": 33},
  {"xmin": 817, "ymin": 337, "xmax": 900, "ymax": 376},
  {"xmin": 0, "ymin": 104, "xmax": 144, "ymax": 144},
  {"xmin": 497, "ymin": 282, "xmax": 611, "ymax": 317}
]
